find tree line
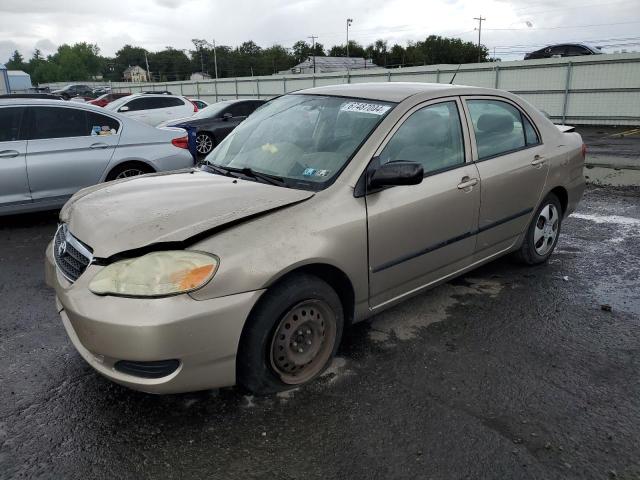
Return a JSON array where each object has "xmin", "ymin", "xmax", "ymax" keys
[{"xmin": 4, "ymin": 36, "xmax": 489, "ymax": 85}]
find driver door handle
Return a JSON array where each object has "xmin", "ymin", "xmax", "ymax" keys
[
  {"xmin": 90, "ymin": 143, "xmax": 109, "ymax": 150},
  {"xmin": 457, "ymin": 177, "xmax": 478, "ymax": 190},
  {"xmin": 531, "ymin": 155, "xmax": 546, "ymax": 167},
  {"xmin": 0, "ymin": 150, "xmax": 19, "ymax": 158}
]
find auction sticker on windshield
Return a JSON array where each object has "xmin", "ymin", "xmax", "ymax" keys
[{"xmin": 340, "ymin": 102, "xmax": 391, "ymax": 115}]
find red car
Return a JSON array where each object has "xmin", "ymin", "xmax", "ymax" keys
[{"xmin": 89, "ymin": 92, "xmax": 131, "ymax": 107}]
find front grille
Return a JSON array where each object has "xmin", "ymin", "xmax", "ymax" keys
[{"xmin": 54, "ymin": 225, "xmax": 93, "ymax": 282}]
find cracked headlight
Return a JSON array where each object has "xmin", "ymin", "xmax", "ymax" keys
[{"xmin": 89, "ymin": 251, "xmax": 219, "ymax": 297}]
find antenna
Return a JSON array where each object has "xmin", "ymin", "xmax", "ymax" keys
[{"xmin": 449, "ymin": 64, "xmax": 462, "ymax": 84}]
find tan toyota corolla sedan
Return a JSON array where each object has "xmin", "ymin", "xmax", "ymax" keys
[{"xmin": 45, "ymin": 83, "xmax": 585, "ymax": 395}]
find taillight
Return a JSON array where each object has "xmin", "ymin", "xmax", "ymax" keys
[
  {"xmin": 171, "ymin": 136, "xmax": 189, "ymax": 149},
  {"xmin": 581, "ymin": 143, "xmax": 587, "ymax": 159}
]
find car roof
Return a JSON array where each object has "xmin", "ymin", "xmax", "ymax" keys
[
  {"xmin": 0, "ymin": 98, "xmax": 120, "ymax": 112},
  {"xmin": 122, "ymin": 93, "xmax": 185, "ymax": 99},
  {"xmin": 295, "ymin": 82, "xmax": 472, "ymax": 102}
]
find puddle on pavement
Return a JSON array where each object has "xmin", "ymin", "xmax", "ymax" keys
[
  {"xmin": 368, "ymin": 278, "xmax": 504, "ymax": 343},
  {"xmin": 584, "ymin": 166, "xmax": 640, "ymax": 187}
]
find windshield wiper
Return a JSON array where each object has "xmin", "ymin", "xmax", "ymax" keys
[
  {"xmin": 202, "ymin": 163, "xmax": 287, "ymax": 187},
  {"xmin": 200, "ymin": 163, "xmax": 235, "ymax": 177},
  {"xmin": 224, "ymin": 166, "xmax": 287, "ymax": 187}
]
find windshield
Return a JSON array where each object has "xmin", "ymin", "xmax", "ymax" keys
[
  {"xmin": 205, "ymin": 94, "xmax": 394, "ymax": 190},
  {"xmin": 192, "ymin": 101, "xmax": 233, "ymax": 119}
]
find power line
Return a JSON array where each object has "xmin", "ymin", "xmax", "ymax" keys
[{"xmin": 484, "ymin": 20, "xmax": 640, "ymax": 31}]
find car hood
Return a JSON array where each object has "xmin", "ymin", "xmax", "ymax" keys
[
  {"xmin": 60, "ymin": 170, "xmax": 314, "ymax": 258},
  {"xmin": 174, "ymin": 117, "xmax": 222, "ymax": 128}
]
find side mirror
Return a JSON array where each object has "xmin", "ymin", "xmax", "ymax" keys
[
  {"xmin": 368, "ymin": 161, "xmax": 424, "ymax": 189},
  {"xmin": 222, "ymin": 112, "xmax": 233, "ymax": 120},
  {"xmin": 118, "ymin": 106, "xmax": 130, "ymax": 112}
]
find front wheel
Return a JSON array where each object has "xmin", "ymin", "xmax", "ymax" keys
[
  {"xmin": 237, "ymin": 274, "xmax": 344, "ymax": 395},
  {"xmin": 515, "ymin": 193, "xmax": 562, "ymax": 265}
]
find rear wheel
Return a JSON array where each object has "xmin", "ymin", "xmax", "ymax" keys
[
  {"xmin": 106, "ymin": 163, "xmax": 154, "ymax": 181},
  {"xmin": 195, "ymin": 132, "xmax": 215, "ymax": 156},
  {"xmin": 237, "ymin": 273, "xmax": 343, "ymax": 395},
  {"xmin": 515, "ymin": 193, "xmax": 562, "ymax": 265}
]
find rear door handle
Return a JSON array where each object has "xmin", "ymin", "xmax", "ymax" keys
[
  {"xmin": 0, "ymin": 150, "xmax": 19, "ymax": 158},
  {"xmin": 531, "ymin": 155, "xmax": 546, "ymax": 167},
  {"xmin": 457, "ymin": 177, "xmax": 478, "ymax": 189},
  {"xmin": 90, "ymin": 143, "xmax": 109, "ymax": 150}
]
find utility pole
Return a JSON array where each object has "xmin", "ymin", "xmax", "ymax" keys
[
  {"xmin": 308, "ymin": 35, "xmax": 318, "ymax": 73},
  {"xmin": 346, "ymin": 18, "xmax": 353, "ymax": 58},
  {"xmin": 144, "ymin": 51, "xmax": 151, "ymax": 82},
  {"xmin": 474, "ymin": 15, "xmax": 486, "ymax": 63},
  {"xmin": 191, "ymin": 39, "xmax": 207, "ymax": 74},
  {"xmin": 212, "ymin": 39, "xmax": 218, "ymax": 79}
]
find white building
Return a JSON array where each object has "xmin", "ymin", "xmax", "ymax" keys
[
  {"xmin": 123, "ymin": 65, "xmax": 148, "ymax": 82},
  {"xmin": 7, "ymin": 70, "xmax": 32, "ymax": 92},
  {"xmin": 190, "ymin": 72, "xmax": 211, "ymax": 81}
]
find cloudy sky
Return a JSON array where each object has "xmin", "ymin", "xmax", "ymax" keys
[{"xmin": 1, "ymin": 0, "xmax": 639, "ymax": 62}]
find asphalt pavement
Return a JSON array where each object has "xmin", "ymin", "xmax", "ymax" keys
[{"xmin": 1, "ymin": 185, "xmax": 639, "ymax": 480}]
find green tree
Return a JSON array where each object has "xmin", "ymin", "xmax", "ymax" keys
[
  {"xmin": 6, "ymin": 50, "xmax": 27, "ymax": 70},
  {"xmin": 151, "ymin": 47, "xmax": 191, "ymax": 81},
  {"xmin": 328, "ymin": 40, "xmax": 365, "ymax": 58}
]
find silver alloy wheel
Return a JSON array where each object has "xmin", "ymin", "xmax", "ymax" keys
[
  {"xmin": 115, "ymin": 168, "xmax": 145, "ymax": 179},
  {"xmin": 534, "ymin": 203, "xmax": 559, "ymax": 256},
  {"xmin": 196, "ymin": 133, "xmax": 213, "ymax": 155},
  {"xmin": 269, "ymin": 300, "xmax": 337, "ymax": 385}
]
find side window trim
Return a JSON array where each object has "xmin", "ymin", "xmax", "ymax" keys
[
  {"xmin": 372, "ymin": 96, "xmax": 472, "ymax": 177},
  {"xmin": 461, "ymin": 95, "xmax": 543, "ymax": 163}
]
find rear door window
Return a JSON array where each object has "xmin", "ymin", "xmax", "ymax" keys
[
  {"xmin": 29, "ymin": 107, "xmax": 87, "ymax": 139},
  {"xmin": 567, "ymin": 45, "xmax": 590, "ymax": 56},
  {"xmin": 0, "ymin": 107, "xmax": 25, "ymax": 142},
  {"xmin": 467, "ymin": 99, "xmax": 528, "ymax": 159},
  {"xmin": 159, "ymin": 97, "xmax": 186, "ymax": 108},
  {"xmin": 122, "ymin": 97, "xmax": 162, "ymax": 111}
]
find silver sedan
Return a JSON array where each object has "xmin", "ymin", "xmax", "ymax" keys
[{"xmin": 0, "ymin": 99, "xmax": 194, "ymax": 216}]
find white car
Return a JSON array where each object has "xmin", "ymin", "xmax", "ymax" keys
[{"xmin": 106, "ymin": 94, "xmax": 197, "ymax": 127}]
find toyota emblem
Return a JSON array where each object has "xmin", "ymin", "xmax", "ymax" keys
[{"xmin": 58, "ymin": 240, "xmax": 67, "ymax": 257}]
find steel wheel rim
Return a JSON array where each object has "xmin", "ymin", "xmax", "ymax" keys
[
  {"xmin": 534, "ymin": 203, "xmax": 559, "ymax": 256},
  {"xmin": 196, "ymin": 134, "xmax": 213, "ymax": 154},
  {"xmin": 269, "ymin": 300, "xmax": 337, "ymax": 385},
  {"xmin": 115, "ymin": 169, "xmax": 145, "ymax": 179}
]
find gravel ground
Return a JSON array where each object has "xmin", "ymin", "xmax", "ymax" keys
[{"xmin": 1, "ymin": 185, "xmax": 639, "ymax": 480}]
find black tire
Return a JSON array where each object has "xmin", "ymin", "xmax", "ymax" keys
[
  {"xmin": 195, "ymin": 132, "xmax": 215, "ymax": 157},
  {"xmin": 105, "ymin": 162, "xmax": 154, "ymax": 181},
  {"xmin": 515, "ymin": 193, "xmax": 563, "ymax": 265},
  {"xmin": 237, "ymin": 273, "xmax": 344, "ymax": 395}
]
